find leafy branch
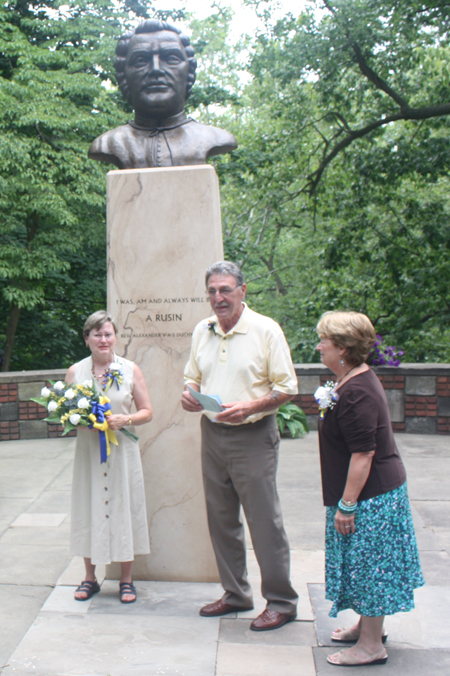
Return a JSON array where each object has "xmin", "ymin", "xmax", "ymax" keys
[{"xmin": 300, "ymin": 0, "xmax": 450, "ymax": 195}]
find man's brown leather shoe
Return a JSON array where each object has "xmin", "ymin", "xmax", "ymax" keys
[
  {"xmin": 250, "ymin": 608, "xmax": 297, "ymax": 631},
  {"xmin": 200, "ymin": 598, "xmax": 253, "ymax": 617}
]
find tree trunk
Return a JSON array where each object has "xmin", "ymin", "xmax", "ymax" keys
[{"xmin": 2, "ymin": 304, "xmax": 21, "ymax": 372}]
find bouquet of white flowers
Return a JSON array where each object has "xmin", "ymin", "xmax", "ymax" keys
[{"xmin": 32, "ymin": 380, "xmax": 138, "ymax": 463}]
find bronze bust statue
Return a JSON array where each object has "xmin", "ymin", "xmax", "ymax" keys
[{"xmin": 89, "ymin": 19, "xmax": 238, "ymax": 169}]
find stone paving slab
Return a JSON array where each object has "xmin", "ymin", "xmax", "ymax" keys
[
  {"xmin": 276, "ymin": 437, "xmax": 321, "ymax": 488},
  {"xmin": 0, "ymin": 471, "xmax": 63, "ymax": 500},
  {"xmin": 278, "ymin": 490, "xmax": 325, "ymax": 550},
  {"xmin": 0, "ymin": 498, "xmax": 33, "ymax": 516},
  {"xmin": 1, "ymin": 523, "xmax": 70, "ymax": 547},
  {"xmin": 289, "ymin": 550, "xmax": 325, "ymax": 584},
  {"xmin": 308, "ymin": 583, "xmax": 362, "ymax": 648},
  {"xmin": 412, "ymin": 500, "xmax": 450, "ymax": 555},
  {"xmin": 412, "ymin": 500, "xmax": 450, "ymax": 530},
  {"xmin": 46, "ymin": 463, "xmax": 74, "ymax": 492},
  {"xmin": 216, "ymin": 644, "xmax": 316, "ymax": 676},
  {"xmin": 313, "ymin": 646, "xmax": 450, "ymax": 675},
  {"xmin": 245, "ymin": 548, "xmax": 323, "ymax": 621},
  {"xmin": 1, "ymin": 432, "xmax": 450, "ymax": 676},
  {"xmin": 405, "ymin": 459, "xmax": 450, "ymax": 501},
  {"xmin": 24, "ymin": 490, "xmax": 71, "ymax": 514},
  {"xmin": 56, "ymin": 556, "xmax": 106, "ymax": 587},
  {"xmin": 88, "ymin": 579, "xmax": 225, "ymax": 617},
  {"xmin": 0, "ymin": 440, "xmax": 73, "ymax": 501},
  {"xmin": 410, "ymin": 504, "xmax": 444, "ymax": 551},
  {"xmin": 0, "ymin": 585, "xmax": 52, "ymax": 669},
  {"xmin": 0, "ymin": 439, "xmax": 74, "ymax": 672},
  {"xmin": 0, "ymin": 544, "xmax": 71, "ymax": 586},
  {"xmin": 219, "ymin": 617, "xmax": 316, "ymax": 645},
  {"xmin": 418, "ymin": 550, "xmax": 450, "ymax": 585},
  {"xmin": 388, "ymin": 585, "xmax": 450, "ymax": 649},
  {"xmin": 395, "ymin": 433, "xmax": 450, "ymax": 456},
  {"xmin": 3, "ymin": 612, "xmax": 221, "ymax": 676},
  {"xmin": 426, "ymin": 528, "xmax": 450, "ymax": 557},
  {"xmin": 309, "ymin": 583, "xmax": 450, "ymax": 650},
  {"xmin": 11, "ymin": 513, "xmax": 67, "ymax": 528},
  {"xmin": 41, "ymin": 585, "xmax": 97, "ymax": 614},
  {"xmin": 0, "ymin": 517, "xmax": 15, "ymax": 537}
]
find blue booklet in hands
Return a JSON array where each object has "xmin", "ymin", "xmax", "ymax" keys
[{"xmin": 187, "ymin": 385, "xmax": 224, "ymax": 413}]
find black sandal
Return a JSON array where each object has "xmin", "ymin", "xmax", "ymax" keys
[
  {"xmin": 119, "ymin": 581, "xmax": 137, "ymax": 604},
  {"xmin": 74, "ymin": 579, "xmax": 100, "ymax": 601}
]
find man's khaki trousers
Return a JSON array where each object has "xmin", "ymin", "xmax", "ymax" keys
[{"xmin": 201, "ymin": 414, "xmax": 298, "ymax": 614}]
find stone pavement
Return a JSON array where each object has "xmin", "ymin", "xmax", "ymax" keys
[{"xmin": 0, "ymin": 432, "xmax": 449, "ymax": 676}]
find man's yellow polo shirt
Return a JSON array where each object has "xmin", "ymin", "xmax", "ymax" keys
[{"xmin": 184, "ymin": 304, "xmax": 298, "ymax": 424}]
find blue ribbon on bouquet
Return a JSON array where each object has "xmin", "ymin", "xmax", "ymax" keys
[{"xmin": 88, "ymin": 398, "xmax": 118, "ymax": 463}]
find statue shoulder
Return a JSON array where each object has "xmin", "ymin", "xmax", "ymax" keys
[
  {"xmin": 187, "ymin": 120, "xmax": 238, "ymax": 157},
  {"xmin": 88, "ymin": 124, "xmax": 135, "ymax": 169}
]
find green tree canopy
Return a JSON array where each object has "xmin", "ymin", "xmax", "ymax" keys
[
  {"xmin": 0, "ymin": 0, "xmax": 184, "ymax": 370},
  {"xmin": 206, "ymin": 0, "xmax": 450, "ymax": 362},
  {"xmin": 2, "ymin": 0, "xmax": 450, "ymax": 369}
]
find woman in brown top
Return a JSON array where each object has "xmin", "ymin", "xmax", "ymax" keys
[{"xmin": 316, "ymin": 311, "xmax": 424, "ymax": 667}]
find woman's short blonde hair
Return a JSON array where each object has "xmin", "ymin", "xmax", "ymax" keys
[
  {"xmin": 316, "ymin": 311, "xmax": 376, "ymax": 366},
  {"xmin": 83, "ymin": 311, "xmax": 117, "ymax": 339}
]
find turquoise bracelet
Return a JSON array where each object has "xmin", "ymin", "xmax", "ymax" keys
[{"xmin": 338, "ymin": 498, "xmax": 357, "ymax": 514}]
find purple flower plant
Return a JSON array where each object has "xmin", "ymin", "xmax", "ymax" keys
[{"xmin": 371, "ymin": 335, "xmax": 404, "ymax": 367}]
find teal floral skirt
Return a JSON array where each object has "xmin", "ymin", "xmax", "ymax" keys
[{"xmin": 325, "ymin": 483, "xmax": 424, "ymax": 617}]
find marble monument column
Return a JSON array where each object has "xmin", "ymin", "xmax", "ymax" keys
[{"xmin": 107, "ymin": 165, "xmax": 222, "ymax": 581}]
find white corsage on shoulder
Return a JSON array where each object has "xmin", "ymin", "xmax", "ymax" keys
[{"xmin": 314, "ymin": 381, "xmax": 339, "ymax": 420}]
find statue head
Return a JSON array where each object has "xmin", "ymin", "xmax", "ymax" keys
[{"xmin": 114, "ymin": 19, "xmax": 197, "ymax": 120}]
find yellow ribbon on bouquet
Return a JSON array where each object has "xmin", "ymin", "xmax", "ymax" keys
[{"xmin": 88, "ymin": 395, "xmax": 118, "ymax": 463}]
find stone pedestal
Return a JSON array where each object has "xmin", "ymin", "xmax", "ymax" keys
[{"xmin": 106, "ymin": 165, "xmax": 222, "ymax": 581}]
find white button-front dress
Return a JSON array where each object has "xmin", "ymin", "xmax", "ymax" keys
[{"xmin": 70, "ymin": 355, "xmax": 150, "ymax": 564}]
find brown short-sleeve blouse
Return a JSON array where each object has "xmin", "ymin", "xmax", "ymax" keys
[{"xmin": 318, "ymin": 369, "xmax": 406, "ymax": 506}]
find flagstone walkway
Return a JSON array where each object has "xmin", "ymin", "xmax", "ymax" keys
[{"xmin": 0, "ymin": 432, "xmax": 449, "ymax": 675}]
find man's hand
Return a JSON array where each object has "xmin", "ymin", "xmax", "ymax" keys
[
  {"xmin": 181, "ymin": 384, "xmax": 204, "ymax": 413},
  {"xmin": 214, "ymin": 391, "xmax": 294, "ymax": 424},
  {"xmin": 214, "ymin": 401, "xmax": 256, "ymax": 424}
]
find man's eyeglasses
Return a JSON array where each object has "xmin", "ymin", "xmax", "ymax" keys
[{"xmin": 207, "ymin": 286, "xmax": 241, "ymax": 297}]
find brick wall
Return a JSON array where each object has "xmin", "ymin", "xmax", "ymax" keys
[
  {"xmin": 1, "ymin": 365, "xmax": 449, "ymax": 440},
  {"xmin": 0, "ymin": 370, "xmax": 77, "ymax": 442},
  {"xmin": 292, "ymin": 364, "xmax": 450, "ymax": 435},
  {"xmin": 437, "ymin": 377, "xmax": 450, "ymax": 434}
]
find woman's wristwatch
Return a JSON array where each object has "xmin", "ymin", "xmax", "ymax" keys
[{"xmin": 127, "ymin": 417, "xmax": 132, "ymax": 426}]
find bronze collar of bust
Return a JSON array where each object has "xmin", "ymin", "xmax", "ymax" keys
[{"xmin": 128, "ymin": 111, "xmax": 194, "ymax": 135}]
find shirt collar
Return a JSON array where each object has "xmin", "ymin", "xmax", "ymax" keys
[
  {"xmin": 210, "ymin": 303, "xmax": 250, "ymax": 337},
  {"xmin": 128, "ymin": 111, "xmax": 189, "ymax": 132}
]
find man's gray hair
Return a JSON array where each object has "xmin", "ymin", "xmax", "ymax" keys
[{"xmin": 205, "ymin": 261, "xmax": 245, "ymax": 287}]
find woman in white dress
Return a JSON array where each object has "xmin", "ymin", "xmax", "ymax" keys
[{"xmin": 66, "ymin": 310, "xmax": 152, "ymax": 603}]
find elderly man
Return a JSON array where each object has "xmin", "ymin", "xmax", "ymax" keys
[
  {"xmin": 89, "ymin": 19, "xmax": 237, "ymax": 169},
  {"xmin": 181, "ymin": 261, "xmax": 298, "ymax": 631}
]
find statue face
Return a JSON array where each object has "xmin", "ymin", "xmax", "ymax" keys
[{"xmin": 124, "ymin": 31, "xmax": 190, "ymax": 119}]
